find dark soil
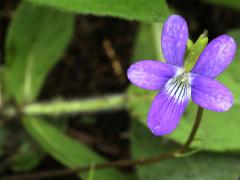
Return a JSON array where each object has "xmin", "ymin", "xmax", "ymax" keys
[{"xmin": 1, "ymin": 0, "xmax": 240, "ymax": 179}]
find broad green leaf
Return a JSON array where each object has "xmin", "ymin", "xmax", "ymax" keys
[
  {"xmin": 227, "ymin": 29, "xmax": 240, "ymax": 84},
  {"xmin": 127, "ymin": 27, "xmax": 240, "ymax": 151},
  {"xmin": 23, "ymin": 117, "xmax": 126, "ymax": 180},
  {"xmin": 204, "ymin": 0, "xmax": 240, "ymax": 10},
  {"xmin": 131, "ymin": 120, "xmax": 240, "ymax": 180},
  {"xmin": 4, "ymin": 2, "xmax": 74, "ymax": 169},
  {"xmin": 133, "ymin": 23, "xmax": 164, "ymax": 62},
  {"xmin": 5, "ymin": 1, "xmax": 74, "ymax": 103},
  {"xmin": 10, "ymin": 140, "xmax": 44, "ymax": 172},
  {"xmin": 27, "ymin": 0, "xmax": 170, "ymax": 22}
]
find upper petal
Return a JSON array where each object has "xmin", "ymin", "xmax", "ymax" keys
[
  {"xmin": 147, "ymin": 76, "xmax": 191, "ymax": 136},
  {"xmin": 191, "ymin": 74, "xmax": 233, "ymax": 112},
  {"xmin": 127, "ymin": 60, "xmax": 178, "ymax": 90},
  {"xmin": 161, "ymin": 15, "xmax": 188, "ymax": 67},
  {"xmin": 191, "ymin": 35, "xmax": 236, "ymax": 78}
]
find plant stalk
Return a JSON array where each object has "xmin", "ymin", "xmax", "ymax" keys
[{"xmin": 2, "ymin": 94, "xmax": 126, "ymax": 118}]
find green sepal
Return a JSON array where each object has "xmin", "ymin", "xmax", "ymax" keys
[
  {"xmin": 187, "ymin": 39, "xmax": 194, "ymax": 50},
  {"xmin": 184, "ymin": 34, "xmax": 208, "ymax": 72}
]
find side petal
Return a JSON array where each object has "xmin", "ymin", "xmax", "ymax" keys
[
  {"xmin": 162, "ymin": 15, "xmax": 188, "ymax": 67},
  {"xmin": 191, "ymin": 35, "xmax": 236, "ymax": 78},
  {"xmin": 127, "ymin": 60, "xmax": 179, "ymax": 90},
  {"xmin": 147, "ymin": 77, "xmax": 191, "ymax": 136},
  {"xmin": 191, "ymin": 74, "xmax": 233, "ymax": 112}
]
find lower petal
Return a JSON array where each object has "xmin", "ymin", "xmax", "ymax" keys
[
  {"xmin": 147, "ymin": 79, "xmax": 190, "ymax": 136},
  {"xmin": 191, "ymin": 74, "xmax": 233, "ymax": 112}
]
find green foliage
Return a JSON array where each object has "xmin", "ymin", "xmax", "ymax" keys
[
  {"xmin": 10, "ymin": 141, "xmax": 44, "ymax": 172},
  {"xmin": 131, "ymin": 121, "xmax": 240, "ymax": 180},
  {"xmin": 127, "ymin": 25, "xmax": 240, "ymax": 151},
  {"xmin": 133, "ymin": 23, "xmax": 164, "ymax": 61},
  {"xmin": 3, "ymin": 1, "xmax": 75, "ymax": 172},
  {"xmin": 23, "ymin": 117, "xmax": 126, "ymax": 180},
  {"xmin": 204, "ymin": 0, "xmax": 240, "ymax": 10},
  {"xmin": 5, "ymin": 1, "xmax": 74, "ymax": 103},
  {"xmin": 227, "ymin": 29, "xmax": 240, "ymax": 84},
  {"xmin": 27, "ymin": 0, "xmax": 170, "ymax": 22}
]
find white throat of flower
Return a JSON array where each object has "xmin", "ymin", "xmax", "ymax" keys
[{"xmin": 165, "ymin": 69, "xmax": 191, "ymax": 103}]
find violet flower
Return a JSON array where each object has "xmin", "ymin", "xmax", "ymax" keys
[{"xmin": 127, "ymin": 15, "xmax": 236, "ymax": 136}]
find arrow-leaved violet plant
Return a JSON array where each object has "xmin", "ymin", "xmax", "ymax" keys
[{"xmin": 127, "ymin": 15, "xmax": 236, "ymax": 136}]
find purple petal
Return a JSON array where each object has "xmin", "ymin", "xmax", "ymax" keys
[
  {"xmin": 127, "ymin": 60, "xmax": 179, "ymax": 90},
  {"xmin": 162, "ymin": 15, "xmax": 188, "ymax": 67},
  {"xmin": 147, "ymin": 76, "xmax": 191, "ymax": 136},
  {"xmin": 191, "ymin": 35, "xmax": 236, "ymax": 78},
  {"xmin": 191, "ymin": 74, "xmax": 233, "ymax": 112}
]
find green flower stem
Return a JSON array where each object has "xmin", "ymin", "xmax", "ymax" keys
[
  {"xmin": 3, "ymin": 94, "xmax": 126, "ymax": 117},
  {"xmin": 178, "ymin": 106, "xmax": 204, "ymax": 153}
]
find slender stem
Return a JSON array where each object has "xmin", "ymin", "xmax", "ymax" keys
[
  {"xmin": 179, "ymin": 106, "xmax": 203, "ymax": 153},
  {"xmin": 2, "ymin": 106, "xmax": 204, "ymax": 180},
  {"xmin": 2, "ymin": 94, "xmax": 126, "ymax": 117}
]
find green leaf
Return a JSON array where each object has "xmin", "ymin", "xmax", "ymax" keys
[
  {"xmin": 5, "ymin": 1, "xmax": 74, "ymax": 103},
  {"xmin": 204, "ymin": 0, "xmax": 240, "ymax": 10},
  {"xmin": 127, "ymin": 27, "xmax": 240, "ymax": 151},
  {"xmin": 10, "ymin": 140, "xmax": 44, "ymax": 172},
  {"xmin": 226, "ymin": 29, "xmax": 240, "ymax": 84},
  {"xmin": 27, "ymin": 0, "xmax": 170, "ymax": 22},
  {"xmin": 4, "ymin": 2, "xmax": 75, "ymax": 169},
  {"xmin": 133, "ymin": 23, "xmax": 164, "ymax": 62},
  {"xmin": 23, "ymin": 117, "xmax": 126, "ymax": 180},
  {"xmin": 131, "ymin": 120, "xmax": 240, "ymax": 180}
]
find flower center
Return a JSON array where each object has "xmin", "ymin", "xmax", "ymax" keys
[
  {"xmin": 177, "ymin": 71, "xmax": 189, "ymax": 83},
  {"xmin": 165, "ymin": 70, "xmax": 191, "ymax": 103}
]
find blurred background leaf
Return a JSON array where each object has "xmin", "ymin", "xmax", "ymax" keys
[
  {"xmin": 132, "ymin": 23, "xmax": 164, "ymax": 61},
  {"xmin": 9, "ymin": 140, "xmax": 44, "ymax": 172},
  {"xmin": 3, "ymin": 1, "xmax": 132, "ymax": 177},
  {"xmin": 4, "ymin": 1, "xmax": 74, "ymax": 103},
  {"xmin": 3, "ymin": 1, "xmax": 74, "ymax": 173},
  {"xmin": 131, "ymin": 120, "xmax": 240, "ymax": 180},
  {"xmin": 27, "ymin": 0, "xmax": 170, "ymax": 22},
  {"xmin": 23, "ymin": 116, "xmax": 127, "ymax": 180}
]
